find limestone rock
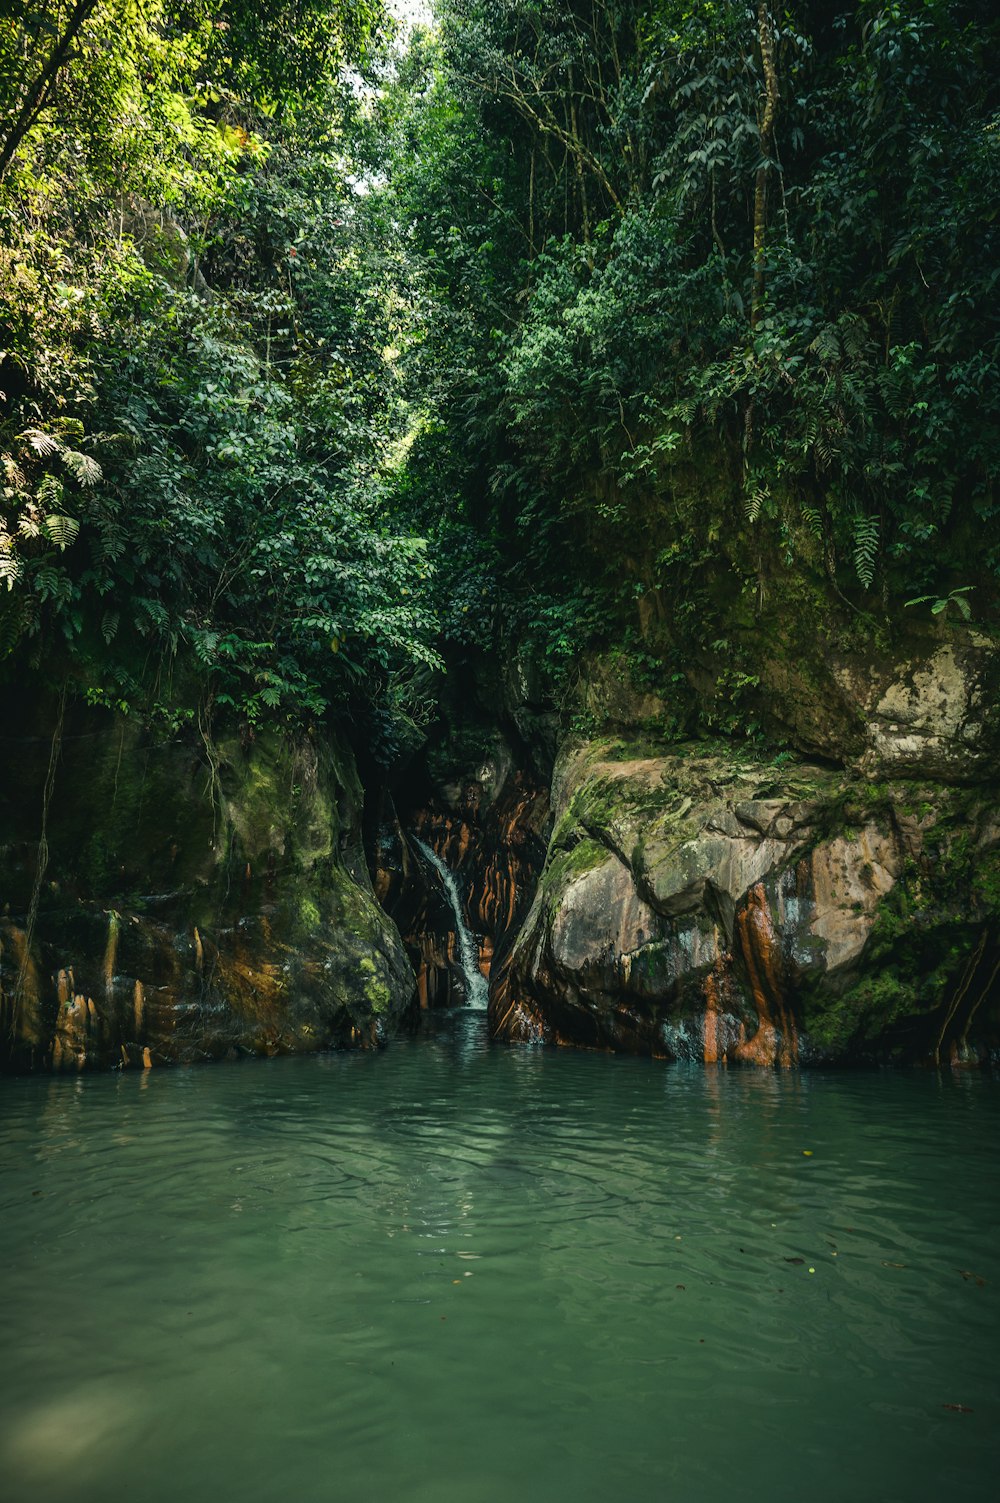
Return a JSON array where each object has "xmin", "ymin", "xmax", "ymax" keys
[
  {"xmin": 803, "ymin": 825, "xmax": 900, "ymax": 970},
  {"xmin": 748, "ymin": 628, "xmax": 1000, "ymax": 779},
  {"xmin": 493, "ymin": 737, "xmax": 1000, "ymax": 1064},
  {"xmin": 582, "ymin": 612, "xmax": 999, "ymax": 782},
  {"xmin": 842, "ymin": 637, "xmax": 999, "ymax": 779}
]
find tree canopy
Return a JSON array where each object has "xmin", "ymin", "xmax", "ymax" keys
[
  {"xmin": 2, "ymin": 1, "xmax": 998, "ymax": 752},
  {"xmin": 1, "ymin": 0, "xmax": 439, "ymax": 750}
]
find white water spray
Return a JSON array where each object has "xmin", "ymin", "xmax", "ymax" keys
[{"xmin": 414, "ymin": 838, "xmax": 489, "ymax": 1010}]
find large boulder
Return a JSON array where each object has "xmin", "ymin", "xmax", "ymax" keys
[{"xmin": 492, "ymin": 738, "xmax": 1000, "ymax": 1064}]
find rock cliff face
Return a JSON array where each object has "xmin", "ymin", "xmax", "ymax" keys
[
  {"xmin": 582, "ymin": 616, "xmax": 1000, "ymax": 781},
  {"xmin": 5, "ymin": 625, "xmax": 996, "ymax": 1072},
  {"xmin": 375, "ymin": 742, "xmax": 548, "ymax": 1011},
  {"xmin": 788, "ymin": 631, "xmax": 999, "ymax": 779},
  {"xmin": 493, "ymin": 734, "xmax": 1000, "ymax": 1065},
  {"xmin": 0, "ymin": 695, "xmax": 414, "ymax": 1071}
]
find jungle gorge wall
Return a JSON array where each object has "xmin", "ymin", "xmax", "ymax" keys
[
  {"xmin": 373, "ymin": 733, "xmax": 549, "ymax": 1015},
  {"xmin": 0, "ymin": 691, "xmax": 414, "ymax": 1071},
  {"xmin": 491, "ymin": 624, "xmax": 1000, "ymax": 1066},
  {"xmin": 3, "ymin": 622, "xmax": 999, "ymax": 1074}
]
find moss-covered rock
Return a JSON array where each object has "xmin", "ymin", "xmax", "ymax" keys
[
  {"xmin": 0, "ymin": 691, "xmax": 414, "ymax": 1071},
  {"xmin": 577, "ymin": 623, "xmax": 999, "ymax": 782},
  {"xmin": 493, "ymin": 737, "xmax": 1000, "ymax": 1065}
]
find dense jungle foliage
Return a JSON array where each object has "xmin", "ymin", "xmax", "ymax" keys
[
  {"xmin": 1, "ymin": 0, "xmax": 439, "ymax": 752},
  {"xmin": 2, "ymin": 1, "xmax": 999, "ymax": 753},
  {"xmin": 391, "ymin": 0, "xmax": 1000, "ymax": 728}
]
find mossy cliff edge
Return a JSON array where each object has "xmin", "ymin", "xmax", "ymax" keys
[
  {"xmin": 474, "ymin": 486, "xmax": 1000, "ymax": 1067},
  {"xmin": 0, "ymin": 693, "xmax": 414, "ymax": 1071}
]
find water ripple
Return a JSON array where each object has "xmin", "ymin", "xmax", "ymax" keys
[{"xmin": 1, "ymin": 1026, "xmax": 997, "ymax": 1503}]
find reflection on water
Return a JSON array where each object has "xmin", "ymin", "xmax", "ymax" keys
[{"xmin": 1, "ymin": 1012, "xmax": 998, "ymax": 1503}]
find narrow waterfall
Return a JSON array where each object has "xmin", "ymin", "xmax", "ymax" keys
[{"xmin": 414, "ymin": 838, "xmax": 489, "ymax": 1010}]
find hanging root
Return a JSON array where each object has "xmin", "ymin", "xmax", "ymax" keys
[
  {"xmin": 198, "ymin": 701, "xmax": 222, "ymax": 850},
  {"xmin": 959, "ymin": 941, "xmax": 1000, "ymax": 1053},
  {"xmin": 933, "ymin": 928, "xmax": 988, "ymax": 1064}
]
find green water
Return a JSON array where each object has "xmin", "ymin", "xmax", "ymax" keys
[{"xmin": 1, "ymin": 1012, "xmax": 997, "ymax": 1503}]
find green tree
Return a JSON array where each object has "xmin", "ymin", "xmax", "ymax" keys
[{"xmin": 1, "ymin": 0, "xmax": 443, "ymax": 745}]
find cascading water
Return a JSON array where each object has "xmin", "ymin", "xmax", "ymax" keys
[{"xmin": 414, "ymin": 837, "xmax": 489, "ymax": 1010}]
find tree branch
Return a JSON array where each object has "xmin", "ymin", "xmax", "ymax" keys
[{"xmin": 0, "ymin": 0, "xmax": 100, "ymax": 180}]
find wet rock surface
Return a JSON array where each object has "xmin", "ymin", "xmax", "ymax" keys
[
  {"xmin": 0, "ymin": 696, "xmax": 414, "ymax": 1071},
  {"xmin": 835, "ymin": 634, "xmax": 1000, "ymax": 780},
  {"xmin": 494, "ymin": 738, "xmax": 1000, "ymax": 1064},
  {"xmin": 375, "ymin": 743, "xmax": 548, "ymax": 1012}
]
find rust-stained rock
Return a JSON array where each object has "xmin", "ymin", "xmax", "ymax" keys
[
  {"xmin": 377, "ymin": 749, "xmax": 548, "ymax": 1012},
  {"xmin": 494, "ymin": 737, "xmax": 1000, "ymax": 1064},
  {"xmin": 0, "ymin": 693, "xmax": 414, "ymax": 1072}
]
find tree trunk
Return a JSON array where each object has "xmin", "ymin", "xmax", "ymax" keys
[
  {"xmin": 750, "ymin": 3, "xmax": 780, "ymax": 330},
  {"xmin": 0, "ymin": 0, "xmax": 99, "ymax": 180}
]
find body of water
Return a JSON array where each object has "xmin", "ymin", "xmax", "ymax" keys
[{"xmin": 1, "ymin": 1012, "xmax": 997, "ymax": 1502}]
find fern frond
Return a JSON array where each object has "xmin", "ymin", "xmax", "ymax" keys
[
  {"xmin": 61, "ymin": 449, "xmax": 102, "ymax": 487},
  {"xmin": 2, "ymin": 455, "xmax": 26, "ymax": 488},
  {"xmin": 42, "ymin": 514, "xmax": 80, "ymax": 550},
  {"xmin": 852, "ymin": 513, "xmax": 879, "ymax": 589},
  {"xmin": 0, "ymin": 599, "xmax": 24, "ymax": 654},
  {"xmin": 134, "ymin": 597, "xmax": 170, "ymax": 634},
  {"xmin": 0, "ymin": 548, "xmax": 23, "ymax": 591},
  {"xmin": 20, "ymin": 429, "xmax": 62, "ymax": 458},
  {"xmin": 190, "ymin": 628, "xmax": 219, "ymax": 662},
  {"xmin": 839, "ymin": 313, "xmax": 872, "ymax": 362},
  {"xmin": 744, "ymin": 483, "xmax": 769, "ymax": 524},
  {"xmin": 33, "ymin": 563, "xmax": 71, "ymax": 603},
  {"xmin": 36, "ymin": 473, "xmax": 64, "ymax": 509},
  {"xmin": 810, "ymin": 326, "xmax": 840, "ymax": 363},
  {"xmin": 800, "ymin": 505, "xmax": 824, "ymax": 542}
]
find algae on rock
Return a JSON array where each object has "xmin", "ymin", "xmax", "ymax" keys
[
  {"xmin": 492, "ymin": 737, "xmax": 1000, "ymax": 1065},
  {"xmin": 0, "ymin": 692, "xmax": 414, "ymax": 1071}
]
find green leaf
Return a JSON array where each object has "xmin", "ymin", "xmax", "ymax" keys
[{"xmin": 42, "ymin": 515, "xmax": 80, "ymax": 551}]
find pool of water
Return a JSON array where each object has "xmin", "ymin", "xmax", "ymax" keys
[{"xmin": 1, "ymin": 1011, "xmax": 997, "ymax": 1503}]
